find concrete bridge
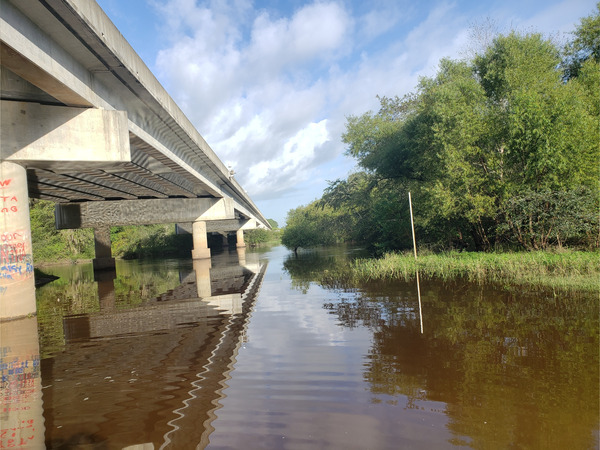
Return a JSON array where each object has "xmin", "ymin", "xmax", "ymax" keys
[{"xmin": 0, "ymin": 0, "xmax": 270, "ymax": 319}]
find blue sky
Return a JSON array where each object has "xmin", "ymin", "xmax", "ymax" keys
[{"xmin": 96, "ymin": 0, "xmax": 595, "ymax": 226}]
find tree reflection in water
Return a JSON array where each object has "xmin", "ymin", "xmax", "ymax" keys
[{"xmin": 284, "ymin": 247, "xmax": 599, "ymax": 449}]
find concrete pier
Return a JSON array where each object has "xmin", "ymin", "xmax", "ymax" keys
[
  {"xmin": 0, "ymin": 162, "xmax": 35, "ymax": 320},
  {"xmin": 93, "ymin": 226, "xmax": 116, "ymax": 271},
  {"xmin": 192, "ymin": 221, "xmax": 211, "ymax": 260},
  {"xmin": 236, "ymin": 229, "xmax": 246, "ymax": 248}
]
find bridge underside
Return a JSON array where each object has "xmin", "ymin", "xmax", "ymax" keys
[
  {"xmin": 1, "ymin": 93, "xmax": 220, "ymax": 202},
  {"xmin": 0, "ymin": 0, "xmax": 269, "ymax": 319}
]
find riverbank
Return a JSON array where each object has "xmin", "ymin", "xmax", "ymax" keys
[{"xmin": 341, "ymin": 250, "xmax": 599, "ymax": 292}]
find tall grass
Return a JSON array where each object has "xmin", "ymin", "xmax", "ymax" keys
[{"xmin": 349, "ymin": 250, "xmax": 600, "ymax": 292}]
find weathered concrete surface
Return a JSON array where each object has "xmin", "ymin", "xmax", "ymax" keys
[
  {"xmin": 55, "ymin": 197, "xmax": 235, "ymax": 229},
  {"xmin": 1, "ymin": 101, "xmax": 130, "ymax": 168},
  {"xmin": 0, "ymin": 162, "xmax": 35, "ymax": 320}
]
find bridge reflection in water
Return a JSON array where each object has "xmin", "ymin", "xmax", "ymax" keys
[{"xmin": 30, "ymin": 249, "xmax": 266, "ymax": 449}]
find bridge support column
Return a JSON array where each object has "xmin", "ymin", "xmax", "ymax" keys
[
  {"xmin": 236, "ymin": 229, "xmax": 246, "ymax": 249},
  {"xmin": 93, "ymin": 226, "xmax": 115, "ymax": 271},
  {"xmin": 193, "ymin": 259, "xmax": 212, "ymax": 298},
  {"xmin": 0, "ymin": 162, "xmax": 36, "ymax": 320},
  {"xmin": 191, "ymin": 220, "xmax": 211, "ymax": 259}
]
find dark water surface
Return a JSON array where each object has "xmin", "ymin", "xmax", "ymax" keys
[{"xmin": 3, "ymin": 245, "xmax": 598, "ymax": 449}]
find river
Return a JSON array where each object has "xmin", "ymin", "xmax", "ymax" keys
[{"xmin": 2, "ymin": 245, "xmax": 598, "ymax": 449}]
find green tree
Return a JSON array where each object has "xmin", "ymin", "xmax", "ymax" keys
[
  {"xmin": 321, "ymin": 173, "xmax": 415, "ymax": 253},
  {"xmin": 110, "ymin": 224, "xmax": 191, "ymax": 259},
  {"xmin": 475, "ymin": 32, "xmax": 598, "ymax": 193},
  {"xmin": 30, "ymin": 199, "xmax": 94, "ymax": 262},
  {"xmin": 340, "ymin": 28, "xmax": 598, "ymax": 251},
  {"xmin": 562, "ymin": 2, "xmax": 600, "ymax": 79},
  {"xmin": 281, "ymin": 202, "xmax": 341, "ymax": 253},
  {"xmin": 244, "ymin": 228, "xmax": 270, "ymax": 246}
]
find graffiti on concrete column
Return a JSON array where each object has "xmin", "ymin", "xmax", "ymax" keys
[
  {"xmin": 0, "ymin": 230, "xmax": 33, "ymax": 284},
  {"xmin": 0, "ymin": 344, "xmax": 42, "ymax": 448},
  {"xmin": 0, "ymin": 179, "xmax": 19, "ymax": 214},
  {"xmin": 0, "ymin": 174, "xmax": 34, "ymax": 300}
]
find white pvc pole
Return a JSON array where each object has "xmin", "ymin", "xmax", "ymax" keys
[{"xmin": 408, "ymin": 192, "xmax": 423, "ymax": 334}]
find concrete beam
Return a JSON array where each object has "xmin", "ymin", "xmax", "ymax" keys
[
  {"xmin": 1, "ymin": 101, "xmax": 130, "ymax": 169},
  {"xmin": 176, "ymin": 219, "xmax": 258, "ymax": 234},
  {"xmin": 55, "ymin": 197, "xmax": 234, "ymax": 229},
  {"xmin": 0, "ymin": 41, "xmax": 92, "ymax": 107}
]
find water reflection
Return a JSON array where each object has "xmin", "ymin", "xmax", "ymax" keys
[
  {"xmin": 30, "ymin": 246, "xmax": 600, "ymax": 448},
  {"xmin": 285, "ymin": 247, "xmax": 599, "ymax": 449},
  {"xmin": 36, "ymin": 250, "xmax": 267, "ymax": 449},
  {"xmin": 0, "ymin": 316, "xmax": 45, "ymax": 448}
]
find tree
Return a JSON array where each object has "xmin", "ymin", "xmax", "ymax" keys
[
  {"xmin": 320, "ymin": 172, "xmax": 414, "ymax": 253},
  {"xmin": 500, "ymin": 187, "xmax": 599, "ymax": 250},
  {"xmin": 562, "ymin": 2, "xmax": 600, "ymax": 79},
  {"xmin": 339, "ymin": 27, "xmax": 598, "ymax": 251},
  {"xmin": 244, "ymin": 228, "xmax": 270, "ymax": 246},
  {"xmin": 281, "ymin": 203, "xmax": 340, "ymax": 253},
  {"xmin": 285, "ymin": 9, "xmax": 599, "ymax": 253},
  {"xmin": 29, "ymin": 199, "xmax": 94, "ymax": 261}
]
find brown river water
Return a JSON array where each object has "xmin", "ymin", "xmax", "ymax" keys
[{"xmin": 2, "ymin": 245, "xmax": 598, "ymax": 449}]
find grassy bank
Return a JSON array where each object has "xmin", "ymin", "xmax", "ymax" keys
[{"xmin": 347, "ymin": 250, "xmax": 599, "ymax": 292}]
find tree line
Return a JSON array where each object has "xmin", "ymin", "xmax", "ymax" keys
[{"xmin": 283, "ymin": 5, "xmax": 599, "ymax": 254}]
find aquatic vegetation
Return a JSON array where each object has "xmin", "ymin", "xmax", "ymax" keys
[{"xmin": 346, "ymin": 250, "xmax": 599, "ymax": 292}]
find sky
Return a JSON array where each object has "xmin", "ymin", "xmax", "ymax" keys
[{"xmin": 96, "ymin": 0, "xmax": 596, "ymax": 226}]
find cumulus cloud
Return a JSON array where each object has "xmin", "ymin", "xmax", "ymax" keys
[
  {"xmin": 155, "ymin": 0, "xmax": 356, "ymax": 201},
  {"xmin": 151, "ymin": 0, "xmax": 593, "ymax": 221}
]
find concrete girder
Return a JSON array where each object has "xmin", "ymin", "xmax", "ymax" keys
[
  {"xmin": 0, "ymin": 41, "xmax": 91, "ymax": 107},
  {"xmin": 1, "ymin": 65, "xmax": 62, "ymax": 105},
  {"xmin": 176, "ymin": 219, "xmax": 259, "ymax": 234},
  {"xmin": 55, "ymin": 197, "xmax": 235, "ymax": 229}
]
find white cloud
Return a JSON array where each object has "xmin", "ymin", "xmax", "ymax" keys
[
  {"xmin": 246, "ymin": 119, "xmax": 330, "ymax": 196},
  {"xmin": 156, "ymin": 0, "xmax": 353, "ymax": 201},
  {"xmin": 249, "ymin": 2, "xmax": 351, "ymax": 69},
  {"xmin": 151, "ymin": 0, "xmax": 595, "ymax": 224}
]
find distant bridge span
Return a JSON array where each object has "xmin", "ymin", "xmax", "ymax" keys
[{"xmin": 0, "ymin": 0, "xmax": 269, "ymax": 319}]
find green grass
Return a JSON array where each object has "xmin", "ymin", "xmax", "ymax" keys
[{"xmin": 347, "ymin": 250, "xmax": 600, "ymax": 292}]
